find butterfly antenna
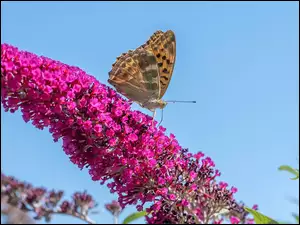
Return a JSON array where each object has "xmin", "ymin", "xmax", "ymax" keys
[
  {"xmin": 158, "ymin": 108, "xmax": 164, "ymax": 127},
  {"xmin": 166, "ymin": 100, "xmax": 197, "ymax": 103}
]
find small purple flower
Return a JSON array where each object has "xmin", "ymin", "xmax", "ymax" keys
[
  {"xmin": 189, "ymin": 171, "xmax": 197, "ymax": 181},
  {"xmin": 73, "ymin": 84, "xmax": 82, "ymax": 93},
  {"xmin": 136, "ymin": 205, "xmax": 143, "ymax": 211},
  {"xmin": 246, "ymin": 218, "xmax": 255, "ymax": 224},
  {"xmin": 148, "ymin": 159, "xmax": 157, "ymax": 167},
  {"xmin": 181, "ymin": 199, "xmax": 189, "ymax": 207},
  {"xmin": 158, "ymin": 177, "xmax": 166, "ymax": 185},
  {"xmin": 128, "ymin": 133, "xmax": 138, "ymax": 142},
  {"xmin": 230, "ymin": 216, "xmax": 240, "ymax": 224},
  {"xmin": 252, "ymin": 204, "xmax": 258, "ymax": 210},
  {"xmin": 169, "ymin": 194, "xmax": 176, "ymax": 201},
  {"xmin": 105, "ymin": 200, "xmax": 122, "ymax": 216},
  {"xmin": 94, "ymin": 124, "xmax": 103, "ymax": 134},
  {"xmin": 152, "ymin": 201, "xmax": 162, "ymax": 211},
  {"xmin": 231, "ymin": 186, "xmax": 238, "ymax": 194},
  {"xmin": 219, "ymin": 181, "xmax": 228, "ymax": 189}
]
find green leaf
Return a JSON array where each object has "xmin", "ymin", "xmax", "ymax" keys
[
  {"xmin": 244, "ymin": 207, "xmax": 279, "ymax": 224},
  {"xmin": 292, "ymin": 213, "xmax": 299, "ymax": 223},
  {"xmin": 122, "ymin": 211, "xmax": 148, "ymax": 224},
  {"xmin": 278, "ymin": 165, "xmax": 299, "ymax": 180}
]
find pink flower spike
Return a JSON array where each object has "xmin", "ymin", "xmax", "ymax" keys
[{"xmin": 1, "ymin": 43, "xmax": 249, "ymax": 224}]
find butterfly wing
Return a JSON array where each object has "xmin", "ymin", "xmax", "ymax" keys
[
  {"xmin": 145, "ymin": 30, "xmax": 176, "ymax": 99},
  {"xmin": 108, "ymin": 47, "xmax": 161, "ymax": 105}
]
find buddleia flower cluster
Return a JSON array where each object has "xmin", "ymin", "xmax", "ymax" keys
[{"xmin": 1, "ymin": 44, "xmax": 256, "ymax": 223}]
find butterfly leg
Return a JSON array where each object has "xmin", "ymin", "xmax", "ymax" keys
[
  {"xmin": 152, "ymin": 110, "xmax": 156, "ymax": 126},
  {"xmin": 158, "ymin": 108, "xmax": 164, "ymax": 127}
]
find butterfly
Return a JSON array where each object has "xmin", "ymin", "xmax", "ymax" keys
[{"xmin": 108, "ymin": 30, "xmax": 176, "ymax": 120}]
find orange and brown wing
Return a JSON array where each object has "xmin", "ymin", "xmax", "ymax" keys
[
  {"xmin": 108, "ymin": 48, "xmax": 161, "ymax": 104},
  {"xmin": 145, "ymin": 30, "xmax": 176, "ymax": 99}
]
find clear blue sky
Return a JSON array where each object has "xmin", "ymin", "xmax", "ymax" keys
[{"xmin": 1, "ymin": 1, "xmax": 299, "ymax": 224}]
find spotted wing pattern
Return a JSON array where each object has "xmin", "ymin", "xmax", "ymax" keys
[{"xmin": 108, "ymin": 30, "xmax": 176, "ymax": 111}]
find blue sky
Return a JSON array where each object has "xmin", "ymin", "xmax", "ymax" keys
[{"xmin": 1, "ymin": 1, "xmax": 299, "ymax": 224}]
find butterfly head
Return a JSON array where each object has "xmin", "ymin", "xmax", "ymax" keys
[{"xmin": 140, "ymin": 99, "xmax": 167, "ymax": 111}]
